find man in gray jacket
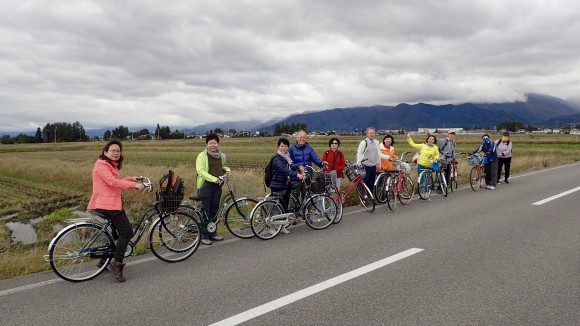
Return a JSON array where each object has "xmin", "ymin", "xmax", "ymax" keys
[{"xmin": 436, "ymin": 130, "xmax": 457, "ymax": 184}]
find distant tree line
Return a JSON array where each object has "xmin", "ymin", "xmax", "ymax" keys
[{"xmin": 274, "ymin": 122, "xmax": 308, "ymax": 136}]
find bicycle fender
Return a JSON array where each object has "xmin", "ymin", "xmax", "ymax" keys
[{"xmin": 47, "ymin": 222, "xmax": 100, "ymax": 251}]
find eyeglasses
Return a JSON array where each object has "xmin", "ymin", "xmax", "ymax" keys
[
  {"xmin": 331, "ymin": 142, "xmax": 339, "ymax": 145},
  {"xmin": 109, "ymin": 150, "xmax": 121, "ymax": 153}
]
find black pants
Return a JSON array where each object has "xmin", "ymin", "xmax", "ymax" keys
[
  {"xmin": 272, "ymin": 184, "xmax": 292, "ymax": 212},
  {"xmin": 497, "ymin": 157, "xmax": 512, "ymax": 182},
  {"xmin": 199, "ymin": 182, "xmax": 222, "ymax": 238},
  {"xmin": 484, "ymin": 162, "xmax": 498, "ymax": 187},
  {"xmin": 96, "ymin": 209, "xmax": 133, "ymax": 262},
  {"xmin": 363, "ymin": 165, "xmax": 376, "ymax": 192}
]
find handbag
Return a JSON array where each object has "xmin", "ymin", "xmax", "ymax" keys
[{"xmin": 412, "ymin": 151, "xmax": 421, "ymax": 164}]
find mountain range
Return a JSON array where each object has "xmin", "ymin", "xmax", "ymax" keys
[{"xmin": 3, "ymin": 93, "xmax": 579, "ymax": 137}]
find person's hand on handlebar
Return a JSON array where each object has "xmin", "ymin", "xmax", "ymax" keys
[{"xmin": 297, "ymin": 172, "xmax": 305, "ymax": 180}]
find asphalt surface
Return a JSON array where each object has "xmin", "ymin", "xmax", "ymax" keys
[{"xmin": 1, "ymin": 162, "xmax": 579, "ymax": 326}]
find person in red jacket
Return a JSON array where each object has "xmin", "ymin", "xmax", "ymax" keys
[
  {"xmin": 87, "ymin": 139, "xmax": 144, "ymax": 282},
  {"xmin": 322, "ymin": 137, "xmax": 346, "ymax": 188}
]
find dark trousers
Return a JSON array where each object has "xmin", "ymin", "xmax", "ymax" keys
[
  {"xmin": 272, "ymin": 184, "xmax": 292, "ymax": 212},
  {"xmin": 497, "ymin": 157, "xmax": 512, "ymax": 181},
  {"xmin": 484, "ymin": 162, "xmax": 498, "ymax": 187},
  {"xmin": 363, "ymin": 165, "xmax": 377, "ymax": 192},
  {"xmin": 96, "ymin": 209, "xmax": 133, "ymax": 262},
  {"xmin": 199, "ymin": 182, "xmax": 222, "ymax": 238}
]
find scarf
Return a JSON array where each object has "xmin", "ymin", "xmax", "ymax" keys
[
  {"xmin": 207, "ymin": 149, "xmax": 221, "ymax": 159},
  {"xmin": 277, "ymin": 150, "xmax": 293, "ymax": 164}
]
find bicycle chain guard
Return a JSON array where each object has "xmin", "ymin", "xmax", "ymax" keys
[{"xmin": 206, "ymin": 222, "xmax": 217, "ymax": 233}]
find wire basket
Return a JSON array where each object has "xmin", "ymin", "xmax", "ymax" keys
[
  {"xmin": 345, "ymin": 162, "xmax": 366, "ymax": 181},
  {"xmin": 156, "ymin": 192, "xmax": 184, "ymax": 213},
  {"xmin": 394, "ymin": 161, "xmax": 412, "ymax": 175},
  {"xmin": 311, "ymin": 170, "xmax": 335, "ymax": 194},
  {"xmin": 467, "ymin": 155, "xmax": 481, "ymax": 166}
]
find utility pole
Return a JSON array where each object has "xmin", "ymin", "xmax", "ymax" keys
[{"xmin": 54, "ymin": 127, "xmax": 56, "ymax": 143}]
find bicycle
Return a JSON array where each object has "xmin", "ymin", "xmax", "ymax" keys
[
  {"xmin": 447, "ymin": 152, "xmax": 465, "ymax": 193},
  {"xmin": 468, "ymin": 152, "xmax": 485, "ymax": 191},
  {"xmin": 374, "ymin": 152, "xmax": 414, "ymax": 211},
  {"xmin": 249, "ymin": 167, "xmax": 338, "ymax": 240},
  {"xmin": 417, "ymin": 159, "xmax": 448, "ymax": 200},
  {"xmin": 340, "ymin": 160, "xmax": 375, "ymax": 213},
  {"xmin": 178, "ymin": 174, "xmax": 258, "ymax": 239},
  {"xmin": 45, "ymin": 177, "xmax": 201, "ymax": 282}
]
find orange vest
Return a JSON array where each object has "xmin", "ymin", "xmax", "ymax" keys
[{"xmin": 377, "ymin": 144, "xmax": 396, "ymax": 172}]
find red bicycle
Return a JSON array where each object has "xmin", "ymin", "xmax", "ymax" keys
[{"xmin": 375, "ymin": 152, "xmax": 414, "ymax": 211}]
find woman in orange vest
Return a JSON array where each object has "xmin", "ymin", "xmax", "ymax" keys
[{"xmin": 378, "ymin": 134, "xmax": 397, "ymax": 172}]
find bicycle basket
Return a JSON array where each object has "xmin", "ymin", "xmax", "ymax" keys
[
  {"xmin": 467, "ymin": 155, "xmax": 481, "ymax": 166},
  {"xmin": 311, "ymin": 170, "xmax": 333, "ymax": 194},
  {"xmin": 399, "ymin": 162, "xmax": 411, "ymax": 175},
  {"xmin": 432, "ymin": 162, "xmax": 440, "ymax": 171},
  {"xmin": 156, "ymin": 192, "xmax": 183, "ymax": 213},
  {"xmin": 345, "ymin": 164, "xmax": 357, "ymax": 181}
]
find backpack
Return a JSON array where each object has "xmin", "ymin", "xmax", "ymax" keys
[
  {"xmin": 157, "ymin": 170, "xmax": 184, "ymax": 213},
  {"xmin": 263, "ymin": 155, "xmax": 276, "ymax": 188}
]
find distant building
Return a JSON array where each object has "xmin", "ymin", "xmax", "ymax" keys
[{"xmin": 416, "ymin": 128, "xmax": 464, "ymax": 134}]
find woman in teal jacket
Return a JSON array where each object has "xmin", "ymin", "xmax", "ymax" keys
[{"xmin": 196, "ymin": 133, "xmax": 231, "ymax": 245}]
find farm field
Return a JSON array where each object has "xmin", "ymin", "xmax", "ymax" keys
[{"xmin": 0, "ymin": 133, "xmax": 578, "ymax": 279}]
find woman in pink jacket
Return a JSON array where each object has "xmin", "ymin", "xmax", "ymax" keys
[{"xmin": 87, "ymin": 140, "xmax": 144, "ymax": 282}]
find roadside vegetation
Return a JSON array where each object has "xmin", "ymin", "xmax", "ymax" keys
[{"xmin": 0, "ymin": 133, "xmax": 578, "ymax": 280}]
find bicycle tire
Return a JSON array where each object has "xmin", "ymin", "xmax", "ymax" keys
[
  {"xmin": 149, "ymin": 212, "xmax": 201, "ymax": 263},
  {"xmin": 327, "ymin": 186, "xmax": 344, "ymax": 224},
  {"xmin": 399, "ymin": 175, "xmax": 414, "ymax": 205},
  {"xmin": 470, "ymin": 166, "xmax": 481, "ymax": 191},
  {"xmin": 439, "ymin": 172, "xmax": 448, "ymax": 197},
  {"xmin": 418, "ymin": 171, "xmax": 432, "ymax": 200},
  {"xmin": 304, "ymin": 194, "xmax": 337, "ymax": 230},
  {"xmin": 357, "ymin": 182, "xmax": 375, "ymax": 213},
  {"xmin": 224, "ymin": 198, "xmax": 258, "ymax": 239},
  {"xmin": 386, "ymin": 176, "xmax": 397, "ymax": 211},
  {"xmin": 374, "ymin": 173, "xmax": 389, "ymax": 204},
  {"xmin": 250, "ymin": 199, "xmax": 283, "ymax": 240},
  {"xmin": 49, "ymin": 222, "xmax": 114, "ymax": 282}
]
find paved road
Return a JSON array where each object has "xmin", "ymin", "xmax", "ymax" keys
[{"xmin": 1, "ymin": 163, "xmax": 579, "ymax": 326}]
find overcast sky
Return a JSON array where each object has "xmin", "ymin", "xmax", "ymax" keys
[{"xmin": 1, "ymin": 0, "xmax": 579, "ymax": 132}]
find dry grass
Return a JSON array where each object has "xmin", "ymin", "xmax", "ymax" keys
[{"xmin": 0, "ymin": 134, "xmax": 578, "ymax": 280}]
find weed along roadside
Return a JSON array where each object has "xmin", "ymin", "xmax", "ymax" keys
[{"xmin": 1, "ymin": 134, "xmax": 579, "ymax": 280}]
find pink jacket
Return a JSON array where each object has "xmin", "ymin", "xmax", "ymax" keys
[{"xmin": 87, "ymin": 159, "xmax": 136, "ymax": 211}]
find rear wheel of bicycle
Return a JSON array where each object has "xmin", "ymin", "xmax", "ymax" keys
[
  {"xmin": 357, "ymin": 182, "xmax": 375, "ymax": 213},
  {"xmin": 399, "ymin": 175, "xmax": 414, "ymax": 205},
  {"xmin": 439, "ymin": 172, "xmax": 448, "ymax": 197},
  {"xmin": 386, "ymin": 176, "xmax": 398, "ymax": 211},
  {"xmin": 149, "ymin": 212, "xmax": 201, "ymax": 263},
  {"xmin": 326, "ymin": 186, "xmax": 344, "ymax": 224},
  {"xmin": 374, "ymin": 173, "xmax": 389, "ymax": 204},
  {"xmin": 304, "ymin": 194, "xmax": 337, "ymax": 230},
  {"xmin": 224, "ymin": 198, "xmax": 258, "ymax": 239},
  {"xmin": 250, "ymin": 200, "xmax": 283, "ymax": 240},
  {"xmin": 470, "ymin": 166, "xmax": 481, "ymax": 191},
  {"xmin": 49, "ymin": 223, "xmax": 114, "ymax": 282},
  {"xmin": 418, "ymin": 171, "xmax": 432, "ymax": 200}
]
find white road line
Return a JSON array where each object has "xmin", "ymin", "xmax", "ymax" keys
[
  {"xmin": 532, "ymin": 186, "xmax": 580, "ymax": 205},
  {"xmin": 209, "ymin": 247, "xmax": 424, "ymax": 326}
]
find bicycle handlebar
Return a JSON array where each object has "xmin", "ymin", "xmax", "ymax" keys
[{"xmin": 136, "ymin": 176, "xmax": 153, "ymax": 192}]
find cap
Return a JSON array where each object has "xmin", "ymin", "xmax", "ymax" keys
[
  {"xmin": 448, "ymin": 130, "xmax": 456, "ymax": 134},
  {"xmin": 503, "ymin": 131, "xmax": 510, "ymax": 136}
]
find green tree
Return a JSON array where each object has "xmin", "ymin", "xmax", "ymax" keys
[
  {"xmin": 34, "ymin": 128, "xmax": 43, "ymax": 143},
  {"xmin": 1, "ymin": 135, "xmax": 14, "ymax": 144},
  {"xmin": 103, "ymin": 130, "xmax": 112, "ymax": 140}
]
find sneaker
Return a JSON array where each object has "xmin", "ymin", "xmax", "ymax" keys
[
  {"xmin": 280, "ymin": 227, "xmax": 290, "ymax": 234},
  {"xmin": 489, "ymin": 186, "xmax": 496, "ymax": 190},
  {"xmin": 497, "ymin": 180, "xmax": 501, "ymax": 184},
  {"xmin": 201, "ymin": 238, "xmax": 212, "ymax": 245},
  {"xmin": 505, "ymin": 179, "xmax": 509, "ymax": 184},
  {"xmin": 485, "ymin": 185, "xmax": 491, "ymax": 189},
  {"xmin": 268, "ymin": 228, "xmax": 277, "ymax": 235},
  {"xmin": 209, "ymin": 235, "xmax": 224, "ymax": 241},
  {"xmin": 110, "ymin": 261, "xmax": 126, "ymax": 282}
]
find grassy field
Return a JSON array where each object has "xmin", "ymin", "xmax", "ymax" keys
[{"xmin": 0, "ymin": 133, "xmax": 579, "ymax": 280}]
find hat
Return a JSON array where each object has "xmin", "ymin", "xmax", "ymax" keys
[
  {"xmin": 448, "ymin": 130, "xmax": 456, "ymax": 134},
  {"xmin": 502, "ymin": 131, "xmax": 510, "ymax": 136}
]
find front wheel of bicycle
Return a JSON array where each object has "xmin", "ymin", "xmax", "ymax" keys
[
  {"xmin": 399, "ymin": 175, "xmax": 414, "ymax": 205},
  {"xmin": 149, "ymin": 212, "xmax": 201, "ymax": 263},
  {"xmin": 418, "ymin": 171, "xmax": 432, "ymax": 200},
  {"xmin": 357, "ymin": 182, "xmax": 375, "ymax": 213},
  {"xmin": 224, "ymin": 198, "xmax": 258, "ymax": 239},
  {"xmin": 48, "ymin": 222, "xmax": 114, "ymax": 282},
  {"xmin": 304, "ymin": 194, "xmax": 337, "ymax": 230},
  {"xmin": 326, "ymin": 186, "xmax": 344, "ymax": 224},
  {"xmin": 374, "ymin": 173, "xmax": 389, "ymax": 204},
  {"xmin": 386, "ymin": 176, "xmax": 398, "ymax": 211},
  {"xmin": 438, "ymin": 172, "xmax": 448, "ymax": 197},
  {"xmin": 470, "ymin": 166, "xmax": 481, "ymax": 191},
  {"xmin": 250, "ymin": 199, "xmax": 283, "ymax": 240}
]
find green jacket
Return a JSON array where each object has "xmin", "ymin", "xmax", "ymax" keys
[
  {"xmin": 195, "ymin": 149, "xmax": 230, "ymax": 189},
  {"xmin": 407, "ymin": 137, "xmax": 440, "ymax": 168}
]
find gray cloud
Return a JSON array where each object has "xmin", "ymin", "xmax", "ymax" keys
[{"xmin": 1, "ymin": 0, "xmax": 579, "ymax": 132}]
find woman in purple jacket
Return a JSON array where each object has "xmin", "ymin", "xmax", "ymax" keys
[{"xmin": 496, "ymin": 131, "xmax": 513, "ymax": 184}]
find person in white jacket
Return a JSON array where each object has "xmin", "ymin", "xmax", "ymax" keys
[{"xmin": 356, "ymin": 127, "xmax": 386, "ymax": 193}]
